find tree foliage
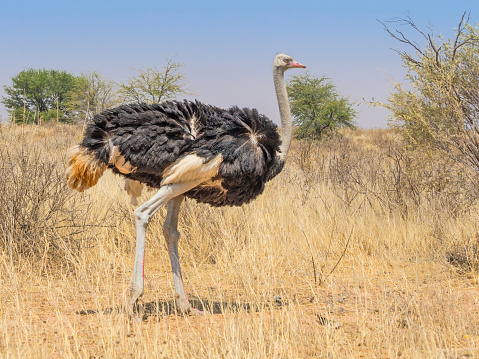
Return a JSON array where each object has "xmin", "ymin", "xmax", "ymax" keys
[
  {"xmin": 118, "ymin": 55, "xmax": 192, "ymax": 104},
  {"xmin": 2, "ymin": 56, "xmax": 193, "ymax": 124},
  {"xmin": 379, "ymin": 13, "xmax": 479, "ymax": 173},
  {"xmin": 287, "ymin": 73, "xmax": 356, "ymax": 140},
  {"xmin": 2, "ymin": 68, "xmax": 76, "ymax": 123},
  {"xmin": 67, "ymin": 71, "xmax": 119, "ymax": 122}
]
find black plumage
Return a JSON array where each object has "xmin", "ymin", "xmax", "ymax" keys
[{"xmin": 80, "ymin": 100, "xmax": 283, "ymax": 206}]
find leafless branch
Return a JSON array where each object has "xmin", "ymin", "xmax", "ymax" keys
[
  {"xmin": 378, "ymin": 17, "xmax": 426, "ymax": 57},
  {"xmin": 324, "ymin": 226, "xmax": 353, "ymax": 282}
]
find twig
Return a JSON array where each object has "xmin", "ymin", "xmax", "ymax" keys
[{"xmin": 324, "ymin": 226, "xmax": 354, "ymax": 281}]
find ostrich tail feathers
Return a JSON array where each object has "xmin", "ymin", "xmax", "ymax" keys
[{"xmin": 66, "ymin": 145, "xmax": 107, "ymax": 192}]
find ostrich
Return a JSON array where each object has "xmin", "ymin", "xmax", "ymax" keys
[{"xmin": 66, "ymin": 54, "xmax": 305, "ymax": 318}]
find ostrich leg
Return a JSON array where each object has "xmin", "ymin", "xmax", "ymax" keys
[
  {"xmin": 163, "ymin": 196, "xmax": 205, "ymax": 315},
  {"xmin": 126, "ymin": 180, "xmax": 203, "ymax": 320}
]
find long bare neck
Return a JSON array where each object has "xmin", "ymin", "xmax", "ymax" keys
[{"xmin": 273, "ymin": 66, "xmax": 292, "ymax": 160}]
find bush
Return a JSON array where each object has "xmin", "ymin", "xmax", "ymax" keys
[
  {"xmin": 380, "ymin": 14, "xmax": 479, "ymax": 176},
  {"xmin": 287, "ymin": 73, "xmax": 356, "ymax": 140},
  {"xmin": 288, "ymin": 129, "xmax": 478, "ymax": 219},
  {"xmin": 0, "ymin": 125, "xmax": 105, "ymax": 270}
]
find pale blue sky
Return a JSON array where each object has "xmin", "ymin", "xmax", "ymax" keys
[{"xmin": 1, "ymin": 0, "xmax": 477, "ymax": 127}]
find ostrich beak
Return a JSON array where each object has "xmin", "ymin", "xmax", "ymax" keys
[{"xmin": 290, "ymin": 61, "xmax": 306, "ymax": 68}]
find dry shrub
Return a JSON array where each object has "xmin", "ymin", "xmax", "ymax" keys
[
  {"xmin": 446, "ymin": 234, "xmax": 479, "ymax": 272},
  {"xmin": 289, "ymin": 128, "xmax": 478, "ymax": 220},
  {"xmin": 0, "ymin": 124, "xmax": 111, "ymax": 270}
]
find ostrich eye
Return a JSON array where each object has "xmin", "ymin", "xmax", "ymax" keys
[{"xmin": 284, "ymin": 57, "xmax": 292, "ymax": 64}]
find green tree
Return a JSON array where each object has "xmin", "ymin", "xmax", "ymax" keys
[
  {"xmin": 287, "ymin": 73, "xmax": 357, "ymax": 140},
  {"xmin": 2, "ymin": 68, "xmax": 76, "ymax": 123},
  {"xmin": 379, "ymin": 13, "xmax": 479, "ymax": 172},
  {"xmin": 67, "ymin": 71, "xmax": 119, "ymax": 122},
  {"xmin": 118, "ymin": 55, "xmax": 193, "ymax": 104}
]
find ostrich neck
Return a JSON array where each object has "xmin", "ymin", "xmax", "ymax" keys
[{"xmin": 273, "ymin": 67, "xmax": 292, "ymax": 160}]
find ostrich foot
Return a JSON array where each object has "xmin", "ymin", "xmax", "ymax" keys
[
  {"xmin": 189, "ymin": 307, "xmax": 208, "ymax": 316},
  {"xmin": 125, "ymin": 288, "xmax": 145, "ymax": 322},
  {"xmin": 175, "ymin": 296, "xmax": 208, "ymax": 316},
  {"xmin": 123, "ymin": 301, "xmax": 144, "ymax": 323}
]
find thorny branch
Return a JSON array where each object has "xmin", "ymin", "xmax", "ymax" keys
[{"xmin": 378, "ymin": 11, "xmax": 477, "ymax": 69}]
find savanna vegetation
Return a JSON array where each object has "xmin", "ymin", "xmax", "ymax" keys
[
  {"xmin": 0, "ymin": 124, "xmax": 478, "ymax": 358},
  {"xmin": 1, "ymin": 14, "xmax": 479, "ymax": 359},
  {"xmin": 287, "ymin": 73, "xmax": 357, "ymax": 140},
  {"xmin": 1, "ymin": 56, "xmax": 189, "ymax": 124}
]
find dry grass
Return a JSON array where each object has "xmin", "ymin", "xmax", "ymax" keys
[{"xmin": 0, "ymin": 123, "xmax": 478, "ymax": 358}]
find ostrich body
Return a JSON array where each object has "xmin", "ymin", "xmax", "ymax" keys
[{"xmin": 66, "ymin": 54, "xmax": 305, "ymax": 317}]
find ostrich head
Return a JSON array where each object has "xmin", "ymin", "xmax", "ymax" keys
[{"xmin": 273, "ymin": 53, "xmax": 306, "ymax": 72}]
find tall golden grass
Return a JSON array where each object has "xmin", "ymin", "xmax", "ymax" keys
[{"xmin": 0, "ymin": 123, "xmax": 478, "ymax": 358}]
